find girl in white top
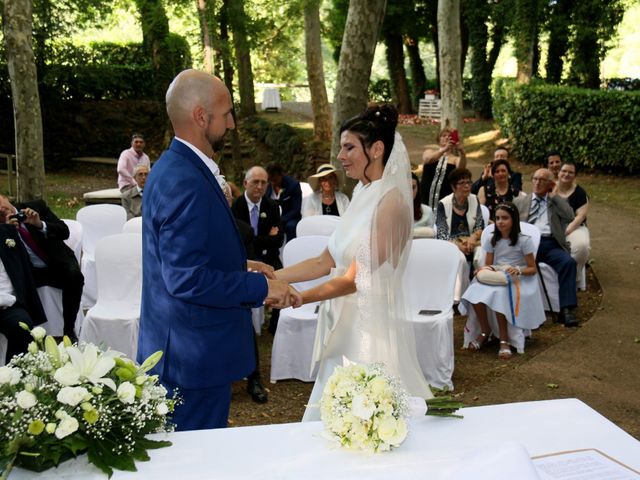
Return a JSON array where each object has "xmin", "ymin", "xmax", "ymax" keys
[{"xmin": 460, "ymin": 202, "xmax": 545, "ymax": 358}]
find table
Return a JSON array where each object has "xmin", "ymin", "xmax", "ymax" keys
[
  {"xmin": 262, "ymin": 87, "xmax": 282, "ymax": 111},
  {"xmin": 12, "ymin": 399, "xmax": 640, "ymax": 479}
]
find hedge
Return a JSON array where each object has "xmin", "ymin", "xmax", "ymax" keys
[{"xmin": 493, "ymin": 78, "xmax": 640, "ymax": 173}]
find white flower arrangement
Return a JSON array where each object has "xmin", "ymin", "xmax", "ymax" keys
[
  {"xmin": 4, "ymin": 239, "xmax": 16, "ymax": 248},
  {"xmin": 319, "ymin": 362, "xmax": 410, "ymax": 453},
  {"xmin": 259, "ymin": 212, "xmax": 267, "ymax": 219},
  {"xmin": 0, "ymin": 326, "xmax": 179, "ymax": 478}
]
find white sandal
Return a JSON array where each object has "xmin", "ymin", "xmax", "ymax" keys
[
  {"xmin": 469, "ymin": 332, "xmax": 491, "ymax": 351},
  {"xmin": 498, "ymin": 341, "xmax": 512, "ymax": 359}
]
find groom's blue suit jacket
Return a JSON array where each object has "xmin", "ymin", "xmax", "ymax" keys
[{"xmin": 138, "ymin": 139, "xmax": 267, "ymax": 389}]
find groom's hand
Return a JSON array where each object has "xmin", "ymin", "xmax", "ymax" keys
[
  {"xmin": 265, "ymin": 279, "xmax": 293, "ymax": 308},
  {"xmin": 247, "ymin": 260, "xmax": 275, "ymax": 279}
]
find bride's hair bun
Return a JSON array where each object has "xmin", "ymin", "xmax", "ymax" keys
[{"xmin": 365, "ymin": 104, "xmax": 398, "ymax": 131}]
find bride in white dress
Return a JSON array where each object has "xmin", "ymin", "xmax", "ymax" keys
[{"xmin": 275, "ymin": 105, "xmax": 432, "ymax": 421}]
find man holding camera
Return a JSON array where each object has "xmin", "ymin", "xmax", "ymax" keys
[{"xmin": 0, "ymin": 195, "xmax": 84, "ymax": 341}]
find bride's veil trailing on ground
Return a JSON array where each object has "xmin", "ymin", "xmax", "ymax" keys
[{"xmin": 355, "ymin": 131, "xmax": 433, "ymax": 399}]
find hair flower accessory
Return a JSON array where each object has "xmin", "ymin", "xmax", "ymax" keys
[{"xmin": 5, "ymin": 238, "xmax": 16, "ymax": 248}]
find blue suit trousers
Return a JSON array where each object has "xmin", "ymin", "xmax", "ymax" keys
[{"xmin": 537, "ymin": 236, "xmax": 577, "ymax": 309}]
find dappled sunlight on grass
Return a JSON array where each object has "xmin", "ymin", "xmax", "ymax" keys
[{"xmin": 254, "ymin": 111, "xmax": 314, "ymax": 132}]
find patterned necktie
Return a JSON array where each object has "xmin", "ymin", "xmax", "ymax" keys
[
  {"xmin": 250, "ymin": 205, "xmax": 259, "ymax": 236},
  {"xmin": 528, "ymin": 197, "xmax": 541, "ymax": 224},
  {"xmin": 18, "ymin": 224, "xmax": 49, "ymax": 263}
]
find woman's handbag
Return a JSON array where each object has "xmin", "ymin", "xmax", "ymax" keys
[{"xmin": 475, "ymin": 265, "xmax": 509, "ymax": 286}]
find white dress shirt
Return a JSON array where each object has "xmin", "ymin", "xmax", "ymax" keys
[
  {"xmin": 175, "ymin": 137, "xmax": 227, "ymax": 191},
  {"xmin": 531, "ymin": 194, "xmax": 551, "ymax": 236}
]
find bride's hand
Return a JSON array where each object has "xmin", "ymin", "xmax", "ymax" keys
[{"xmin": 288, "ymin": 286, "xmax": 303, "ymax": 308}]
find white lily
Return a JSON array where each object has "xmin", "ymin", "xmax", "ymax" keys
[{"xmin": 56, "ymin": 344, "xmax": 121, "ymax": 390}]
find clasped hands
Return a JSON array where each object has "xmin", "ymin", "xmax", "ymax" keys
[{"xmin": 247, "ymin": 260, "xmax": 302, "ymax": 309}]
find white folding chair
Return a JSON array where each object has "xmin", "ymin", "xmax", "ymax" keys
[
  {"xmin": 270, "ymin": 235, "xmax": 330, "ymax": 383},
  {"xmin": 79, "ymin": 233, "xmax": 142, "ymax": 358},
  {"xmin": 300, "ymin": 181, "xmax": 314, "ymax": 199},
  {"xmin": 37, "ymin": 219, "xmax": 85, "ymax": 337},
  {"xmin": 463, "ymin": 223, "xmax": 543, "ymax": 353},
  {"xmin": 122, "ymin": 216, "xmax": 142, "ymax": 234},
  {"xmin": 296, "ymin": 215, "xmax": 341, "ymax": 237},
  {"xmin": 76, "ymin": 204, "xmax": 127, "ymax": 309},
  {"xmin": 480, "ymin": 204, "xmax": 490, "ymax": 226},
  {"xmin": 518, "ymin": 223, "xmax": 560, "ymax": 312},
  {"xmin": 404, "ymin": 239, "xmax": 460, "ymax": 390}
]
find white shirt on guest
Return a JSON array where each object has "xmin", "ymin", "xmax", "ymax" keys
[
  {"xmin": 0, "ymin": 258, "xmax": 16, "ymax": 308},
  {"xmin": 531, "ymin": 193, "xmax": 551, "ymax": 236}
]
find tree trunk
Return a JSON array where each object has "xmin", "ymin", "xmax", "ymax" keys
[
  {"xmin": 545, "ymin": 0, "xmax": 573, "ymax": 84},
  {"xmin": 196, "ymin": 0, "xmax": 215, "ymax": 74},
  {"xmin": 3, "ymin": 0, "xmax": 46, "ymax": 200},
  {"xmin": 218, "ymin": 0, "xmax": 243, "ymax": 182},
  {"xmin": 514, "ymin": 0, "xmax": 538, "ymax": 84},
  {"xmin": 384, "ymin": 31, "xmax": 413, "ymax": 114},
  {"xmin": 228, "ymin": 0, "xmax": 256, "ymax": 117},
  {"xmin": 134, "ymin": 0, "xmax": 173, "ymax": 98},
  {"xmin": 406, "ymin": 39, "xmax": 427, "ymax": 108},
  {"xmin": 460, "ymin": 13, "xmax": 469, "ymax": 75},
  {"xmin": 304, "ymin": 0, "xmax": 332, "ymax": 142},
  {"xmin": 464, "ymin": 0, "xmax": 492, "ymax": 119},
  {"xmin": 437, "ymin": 0, "xmax": 463, "ymax": 131},
  {"xmin": 487, "ymin": 21, "xmax": 505, "ymax": 74},
  {"xmin": 331, "ymin": 0, "xmax": 387, "ymax": 161}
]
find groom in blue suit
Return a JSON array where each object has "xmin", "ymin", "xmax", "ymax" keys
[{"xmin": 138, "ymin": 70, "xmax": 296, "ymax": 431}]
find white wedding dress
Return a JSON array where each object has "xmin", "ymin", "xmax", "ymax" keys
[{"xmin": 302, "ymin": 133, "xmax": 432, "ymax": 422}]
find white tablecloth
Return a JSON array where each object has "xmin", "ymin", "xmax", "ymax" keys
[
  {"xmin": 12, "ymin": 399, "xmax": 640, "ymax": 479},
  {"xmin": 262, "ymin": 88, "xmax": 281, "ymax": 110}
]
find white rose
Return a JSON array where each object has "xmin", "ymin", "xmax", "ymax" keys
[
  {"xmin": 16, "ymin": 390, "xmax": 38, "ymax": 409},
  {"xmin": 54, "ymin": 363, "xmax": 80, "ymax": 386},
  {"xmin": 0, "ymin": 366, "xmax": 21, "ymax": 385},
  {"xmin": 155, "ymin": 402, "xmax": 169, "ymax": 416},
  {"xmin": 57, "ymin": 386, "xmax": 90, "ymax": 407},
  {"xmin": 30, "ymin": 326, "xmax": 47, "ymax": 341},
  {"xmin": 55, "ymin": 414, "xmax": 79, "ymax": 439},
  {"xmin": 377, "ymin": 416, "xmax": 408, "ymax": 446},
  {"xmin": 117, "ymin": 382, "xmax": 136, "ymax": 404},
  {"xmin": 369, "ymin": 376, "xmax": 390, "ymax": 398},
  {"xmin": 351, "ymin": 394, "xmax": 375, "ymax": 420}
]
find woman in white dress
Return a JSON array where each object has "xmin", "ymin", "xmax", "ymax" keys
[
  {"xmin": 275, "ymin": 105, "xmax": 432, "ymax": 421},
  {"xmin": 460, "ymin": 202, "xmax": 545, "ymax": 358}
]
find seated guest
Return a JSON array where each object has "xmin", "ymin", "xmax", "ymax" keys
[
  {"xmin": 117, "ymin": 133, "xmax": 150, "ymax": 192},
  {"xmin": 0, "ymin": 218, "xmax": 48, "ymax": 364},
  {"xmin": 420, "ymin": 127, "xmax": 466, "ymax": 210},
  {"xmin": 554, "ymin": 161, "xmax": 590, "ymax": 289},
  {"xmin": 222, "ymin": 183, "xmax": 269, "ymax": 404},
  {"xmin": 121, "ymin": 164, "xmax": 149, "ymax": 220},
  {"xmin": 477, "ymin": 158, "xmax": 526, "ymax": 221},
  {"xmin": 265, "ymin": 162, "xmax": 302, "ymax": 241},
  {"xmin": 514, "ymin": 169, "xmax": 578, "ymax": 326},
  {"xmin": 302, "ymin": 164, "xmax": 350, "ymax": 218},
  {"xmin": 0, "ymin": 195, "xmax": 83, "ymax": 341},
  {"xmin": 436, "ymin": 168, "xmax": 484, "ymax": 263},
  {"xmin": 232, "ymin": 166, "xmax": 284, "ymax": 334},
  {"xmin": 547, "ymin": 150, "xmax": 562, "ymax": 180},
  {"xmin": 471, "ymin": 147, "xmax": 522, "ymax": 196},
  {"xmin": 461, "ymin": 203, "xmax": 545, "ymax": 358},
  {"xmin": 411, "ymin": 172, "xmax": 434, "ymax": 237}
]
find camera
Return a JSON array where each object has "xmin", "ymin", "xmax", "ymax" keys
[{"xmin": 9, "ymin": 211, "xmax": 27, "ymax": 223}]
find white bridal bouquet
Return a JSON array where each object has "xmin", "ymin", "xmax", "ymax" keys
[
  {"xmin": 0, "ymin": 326, "xmax": 178, "ymax": 478},
  {"xmin": 320, "ymin": 362, "xmax": 410, "ymax": 453}
]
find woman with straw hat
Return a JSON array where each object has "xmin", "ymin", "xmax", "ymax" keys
[{"xmin": 301, "ymin": 164, "xmax": 350, "ymax": 217}]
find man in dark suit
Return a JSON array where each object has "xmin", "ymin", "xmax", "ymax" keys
[
  {"xmin": 233, "ymin": 166, "xmax": 284, "ymax": 335},
  {"xmin": 265, "ymin": 162, "xmax": 302, "ymax": 241},
  {"xmin": 138, "ymin": 69, "xmax": 295, "ymax": 431},
  {"xmin": 0, "ymin": 221, "xmax": 47, "ymax": 364},
  {"xmin": 514, "ymin": 168, "xmax": 578, "ymax": 326},
  {"xmin": 0, "ymin": 195, "xmax": 83, "ymax": 341}
]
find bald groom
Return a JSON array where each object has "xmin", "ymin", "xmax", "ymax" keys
[{"xmin": 137, "ymin": 69, "xmax": 298, "ymax": 431}]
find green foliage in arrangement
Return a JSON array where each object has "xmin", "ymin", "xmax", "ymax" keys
[
  {"xmin": 243, "ymin": 116, "xmax": 322, "ymax": 179},
  {"xmin": 492, "ymin": 79, "xmax": 640, "ymax": 173}
]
